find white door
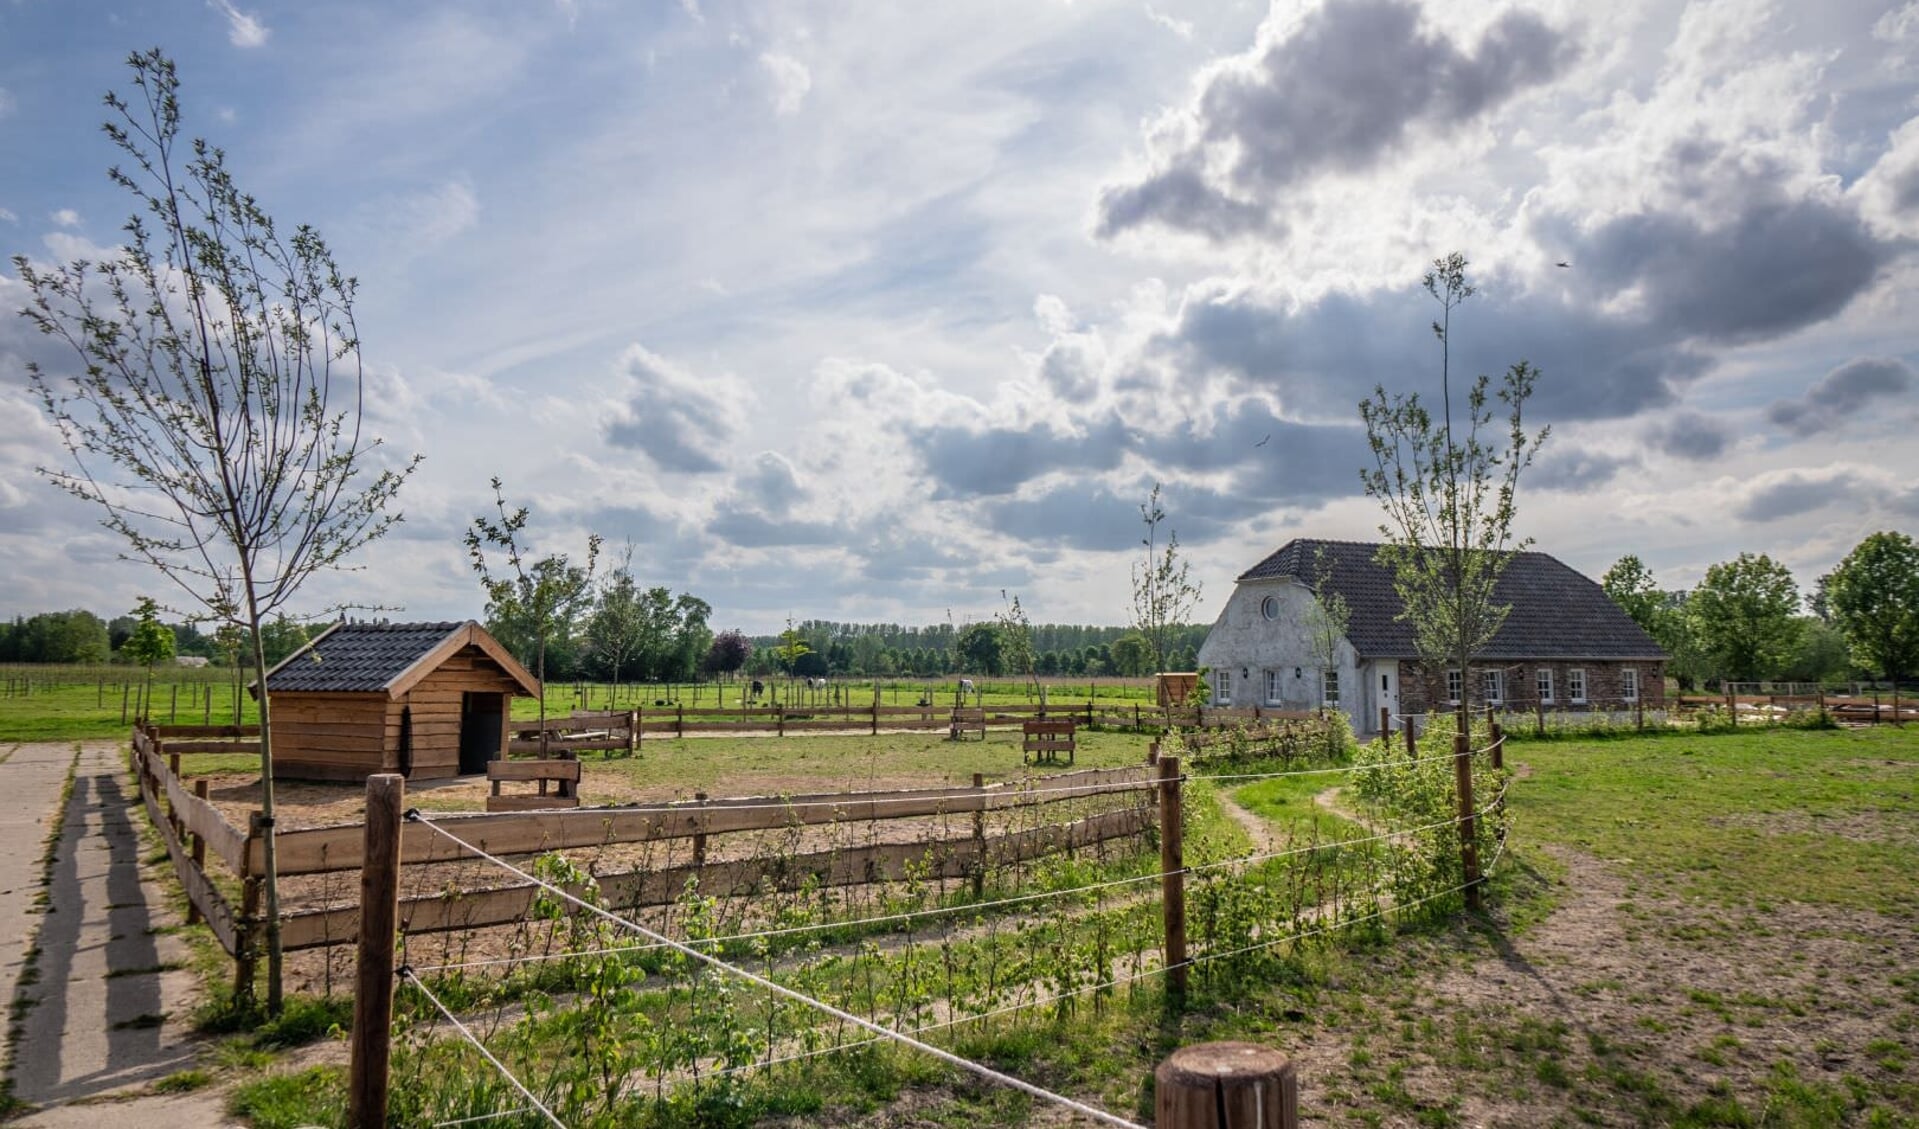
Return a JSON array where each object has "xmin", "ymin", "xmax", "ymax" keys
[{"xmin": 1374, "ymin": 662, "xmax": 1398, "ymax": 731}]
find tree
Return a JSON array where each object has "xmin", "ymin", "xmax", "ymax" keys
[
  {"xmin": 121, "ymin": 596, "xmax": 176, "ymax": 717},
  {"xmin": 956, "ymin": 622, "xmax": 1005, "ymax": 675},
  {"xmin": 1688, "ymin": 553, "xmax": 1801, "ymax": 683},
  {"xmin": 996, "ymin": 591, "xmax": 1039, "ymax": 695},
  {"xmin": 1109, "ymin": 632, "xmax": 1151, "ymax": 677},
  {"xmin": 773, "ymin": 618, "xmax": 813, "ymax": 674},
  {"xmin": 586, "ymin": 546, "xmax": 646, "ymax": 695},
  {"xmin": 1131, "ymin": 483, "xmax": 1203, "ymax": 674},
  {"xmin": 1824, "ymin": 531, "xmax": 1919, "ymax": 683},
  {"xmin": 1601, "ymin": 555, "xmax": 1665, "ymax": 635},
  {"xmin": 1360, "ymin": 252, "xmax": 1548, "ymax": 715},
  {"xmin": 1304, "ymin": 545, "xmax": 1352, "ymax": 705},
  {"xmin": 466, "ymin": 479, "xmax": 600, "ymax": 750},
  {"xmin": 15, "ymin": 51, "xmax": 417, "ymax": 1012},
  {"xmin": 704, "ymin": 629, "xmax": 752, "ymax": 677}
]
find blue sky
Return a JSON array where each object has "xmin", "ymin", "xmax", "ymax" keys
[{"xmin": 3, "ymin": 0, "xmax": 1917, "ymax": 634}]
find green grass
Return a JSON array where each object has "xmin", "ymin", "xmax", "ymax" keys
[{"xmin": 1511, "ymin": 727, "xmax": 1919, "ymax": 911}]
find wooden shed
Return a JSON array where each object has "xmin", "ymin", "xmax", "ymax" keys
[{"xmin": 254, "ymin": 620, "xmax": 541, "ymax": 782}]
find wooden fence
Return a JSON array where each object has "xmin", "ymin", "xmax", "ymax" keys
[{"xmin": 130, "ymin": 723, "xmax": 1157, "ymax": 993}]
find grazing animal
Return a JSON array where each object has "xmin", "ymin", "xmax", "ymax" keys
[
  {"xmin": 956, "ymin": 678, "xmax": 979, "ymax": 705},
  {"xmin": 749, "ymin": 679, "xmax": 765, "ymax": 703},
  {"xmin": 807, "ymin": 676, "xmax": 827, "ymax": 691}
]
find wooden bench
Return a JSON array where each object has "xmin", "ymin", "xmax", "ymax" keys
[
  {"xmin": 1022, "ymin": 719, "xmax": 1076, "ymax": 766},
  {"xmin": 487, "ymin": 757, "xmax": 582, "ymax": 812},
  {"xmin": 949, "ymin": 707, "xmax": 986, "ymax": 741}
]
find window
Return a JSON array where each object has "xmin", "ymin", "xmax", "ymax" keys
[
  {"xmin": 1622, "ymin": 668, "xmax": 1639, "ymax": 702},
  {"xmin": 1482, "ymin": 669, "xmax": 1504, "ymax": 704},
  {"xmin": 1265, "ymin": 669, "xmax": 1284, "ymax": 705},
  {"xmin": 1446, "ymin": 669, "xmax": 1462, "ymax": 704},
  {"xmin": 1568, "ymin": 668, "xmax": 1587, "ymax": 703},
  {"xmin": 1215, "ymin": 668, "xmax": 1232, "ymax": 703},
  {"xmin": 1322, "ymin": 669, "xmax": 1340, "ymax": 707},
  {"xmin": 1260, "ymin": 595, "xmax": 1280, "ymax": 620},
  {"xmin": 1536, "ymin": 668, "xmax": 1554, "ymax": 704}
]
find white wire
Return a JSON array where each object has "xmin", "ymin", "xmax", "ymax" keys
[
  {"xmin": 412, "ymin": 816, "xmax": 1150, "ymax": 1129},
  {"xmin": 402, "ymin": 968, "xmax": 568, "ymax": 1129}
]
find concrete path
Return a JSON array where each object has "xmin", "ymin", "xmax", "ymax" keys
[
  {"xmin": 0, "ymin": 743, "xmax": 78, "ymax": 1037},
  {"xmin": 4, "ymin": 742, "xmax": 230, "ymax": 1125}
]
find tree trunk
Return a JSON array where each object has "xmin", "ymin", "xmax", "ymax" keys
[
  {"xmin": 244, "ymin": 600, "xmax": 285, "ymax": 1014},
  {"xmin": 537, "ymin": 636, "xmax": 548, "ymax": 756}
]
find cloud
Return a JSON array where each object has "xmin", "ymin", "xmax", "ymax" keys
[
  {"xmin": 1734, "ymin": 467, "xmax": 1864, "ymax": 523},
  {"xmin": 913, "ymin": 417, "xmax": 1129, "ymax": 498},
  {"xmin": 1144, "ymin": 6, "xmax": 1194, "ymax": 40},
  {"xmin": 1643, "ymin": 411, "xmax": 1734, "ymax": 461},
  {"xmin": 1765, "ymin": 357, "xmax": 1916, "ymax": 437},
  {"xmin": 0, "ymin": 207, "xmax": 16, "ymax": 224},
  {"xmin": 209, "ymin": 0, "xmax": 270, "ymax": 48},
  {"xmin": 601, "ymin": 345, "xmax": 746, "ymax": 474},
  {"xmin": 50, "ymin": 209, "xmax": 80, "ymax": 228},
  {"xmin": 1097, "ymin": 0, "xmax": 1573, "ymax": 240},
  {"xmin": 0, "ymin": 88, "xmax": 13, "ymax": 119},
  {"xmin": 759, "ymin": 52, "xmax": 812, "ymax": 116},
  {"xmin": 1530, "ymin": 445, "xmax": 1635, "ymax": 493},
  {"xmin": 353, "ymin": 180, "xmax": 481, "ymax": 260}
]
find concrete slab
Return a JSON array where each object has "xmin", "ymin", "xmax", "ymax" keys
[
  {"xmin": 9, "ymin": 744, "xmax": 202, "ymax": 1110},
  {"xmin": 0, "ymin": 744, "xmax": 79, "ymax": 1031}
]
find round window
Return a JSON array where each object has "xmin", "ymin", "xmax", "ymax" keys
[{"xmin": 1260, "ymin": 595, "xmax": 1280, "ymax": 620}]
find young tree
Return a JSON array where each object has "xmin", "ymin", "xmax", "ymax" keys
[
  {"xmin": 121, "ymin": 596, "xmax": 176, "ymax": 718},
  {"xmin": 996, "ymin": 591, "xmax": 1040, "ymax": 696},
  {"xmin": 15, "ymin": 51, "xmax": 417, "ymax": 1011},
  {"xmin": 1131, "ymin": 482, "xmax": 1203, "ymax": 674},
  {"xmin": 1360, "ymin": 253, "xmax": 1548, "ymax": 717},
  {"xmin": 1688, "ymin": 552, "xmax": 1801, "ymax": 683},
  {"xmin": 773, "ymin": 618, "xmax": 813, "ymax": 674},
  {"xmin": 586, "ymin": 545, "xmax": 646, "ymax": 698},
  {"xmin": 1823, "ymin": 531, "xmax": 1919, "ymax": 683},
  {"xmin": 466, "ymin": 479, "xmax": 600, "ymax": 750},
  {"xmin": 1304, "ymin": 545, "xmax": 1352, "ymax": 707}
]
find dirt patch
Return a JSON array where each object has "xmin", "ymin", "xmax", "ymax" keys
[
  {"xmin": 1710, "ymin": 808, "xmax": 1919, "ymax": 844},
  {"xmin": 1282, "ymin": 846, "xmax": 1919, "ymax": 1126}
]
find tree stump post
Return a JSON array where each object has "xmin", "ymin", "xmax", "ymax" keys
[
  {"xmin": 1454, "ymin": 730, "xmax": 1481, "ymax": 912},
  {"xmin": 1155, "ymin": 1042, "xmax": 1297, "ymax": 1128},
  {"xmin": 971, "ymin": 772, "xmax": 986, "ymax": 898},
  {"xmin": 348, "ymin": 774, "xmax": 404, "ymax": 1129}
]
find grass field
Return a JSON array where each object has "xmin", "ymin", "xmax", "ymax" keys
[{"xmin": 61, "ymin": 717, "xmax": 1919, "ymax": 1125}]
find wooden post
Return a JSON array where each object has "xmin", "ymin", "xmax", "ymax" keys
[
  {"xmin": 170, "ymin": 683, "xmax": 179, "ymax": 723},
  {"xmin": 1155, "ymin": 1042, "xmax": 1297, "ymax": 1128},
  {"xmin": 691, "ymin": 793, "xmax": 709, "ymax": 869},
  {"xmin": 236, "ymin": 813, "xmax": 263, "ymax": 1003},
  {"xmin": 120, "ymin": 682, "xmax": 129, "ymax": 724},
  {"xmin": 1147, "ymin": 740, "xmax": 1160, "ymax": 767},
  {"xmin": 1453, "ymin": 730, "xmax": 1481, "ymax": 912},
  {"xmin": 187, "ymin": 780, "xmax": 209, "ymax": 926},
  {"xmin": 1379, "ymin": 706, "xmax": 1390, "ymax": 738},
  {"xmin": 348, "ymin": 774, "xmax": 405, "ymax": 1129},
  {"xmin": 628, "ymin": 709, "xmax": 639, "ymax": 757},
  {"xmin": 1489, "ymin": 716, "xmax": 1503, "ymax": 771},
  {"xmin": 677, "ymin": 703, "xmax": 685, "ymax": 738},
  {"xmin": 1404, "ymin": 716, "xmax": 1416, "ymax": 758},
  {"xmin": 167, "ymin": 752, "xmax": 184, "ymax": 841},
  {"xmin": 1158, "ymin": 754, "xmax": 1187, "ymax": 998},
  {"xmin": 1535, "ymin": 697, "xmax": 1545, "ymax": 738},
  {"xmin": 776, "ymin": 704, "xmax": 785, "ymax": 737},
  {"xmin": 971, "ymin": 772, "xmax": 986, "ymax": 898}
]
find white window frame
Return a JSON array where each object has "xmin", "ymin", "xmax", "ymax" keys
[
  {"xmin": 1265, "ymin": 669, "xmax": 1284, "ymax": 705},
  {"xmin": 1536, "ymin": 668, "xmax": 1554, "ymax": 704},
  {"xmin": 1622, "ymin": 668, "xmax": 1639, "ymax": 702},
  {"xmin": 1215, "ymin": 668, "xmax": 1232, "ymax": 703},
  {"xmin": 1446, "ymin": 668, "xmax": 1462, "ymax": 704},
  {"xmin": 1482, "ymin": 669, "xmax": 1505, "ymax": 705},
  {"xmin": 1322, "ymin": 669, "xmax": 1341, "ymax": 707},
  {"xmin": 1260, "ymin": 595, "xmax": 1280, "ymax": 621},
  {"xmin": 1568, "ymin": 668, "xmax": 1587, "ymax": 704}
]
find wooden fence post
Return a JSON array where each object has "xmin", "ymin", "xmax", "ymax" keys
[
  {"xmin": 166, "ymin": 752, "xmax": 184, "ymax": 842},
  {"xmin": 186, "ymin": 779, "xmax": 209, "ymax": 926},
  {"xmin": 1158, "ymin": 754, "xmax": 1187, "ymax": 998},
  {"xmin": 1403, "ymin": 716, "xmax": 1416, "ymax": 758},
  {"xmin": 1379, "ymin": 707, "xmax": 1390, "ymax": 738},
  {"xmin": 628, "ymin": 709, "xmax": 639, "ymax": 757},
  {"xmin": 1489, "ymin": 716, "xmax": 1503, "ymax": 771},
  {"xmin": 1156, "ymin": 1042, "xmax": 1297, "ymax": 1128},
  {"xmin": 971, "ymin": 772, "xmax": 986, "ymax": 898},
  {"xmin": 236, "ymin": 812, "xmax": 263, "ymax": 1004},
  {"xmin": 1453, "ymin": 730, "xmax": 1482, "ymax": 913},
  {"xmin": 692, "ymin": 793, "xmax": 709, "ymax": 869},
  {"xmin": 348, "ymin": 773, "xmax": 405, "ymax": 1129}
]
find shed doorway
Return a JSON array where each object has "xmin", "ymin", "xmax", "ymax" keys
[{"xmin": 460, "ymin": 692, "xmax": 504, "ymax": 775}]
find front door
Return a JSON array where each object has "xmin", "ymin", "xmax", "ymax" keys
[
  {"xmin": 459, "ymin": 692, "xmax": 503, "ymax": 775},
  {"xmin": 1374, "ymin": 662, "xmax": 1398, "ymax": 733}
]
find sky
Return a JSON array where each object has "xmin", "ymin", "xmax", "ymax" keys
[{"xmin": 1, "ymin": 0, "xmax": 1916, "ymax": 636}]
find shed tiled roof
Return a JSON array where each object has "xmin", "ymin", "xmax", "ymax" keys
[
  {"xmin": 1237, "ymin": 539, "xmax": 1666, "ymax": 660},
  {"xmin": 264, "ymin": 621, "xmax": 472, "ymax": 693}
]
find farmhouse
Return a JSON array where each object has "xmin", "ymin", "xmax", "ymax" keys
[
  {"xmin": 254, "ymin": 620, "xmax": 540, "ymax": 782},
  {"xmin": 1197, "ymin": 539, "xmax": 1667, "ymax": 733}
]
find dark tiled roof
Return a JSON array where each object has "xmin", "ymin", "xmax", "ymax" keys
[
  {"xmin": 265, "ymin": 621, "xmax": 469, "ymax": 693},
  {"xmin": 1237, "ymin": 539, "xmax": 1666, "ymax": 660}
]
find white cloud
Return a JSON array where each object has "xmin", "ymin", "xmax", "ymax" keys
[
  {"xmin": 49, "ymin": 209, "xmax": 79, "ymax": 228},
  {"xmin": 0, "ymin": 207, "xmax": 17, "ymax": 224},
  {"xmin": 209, "ymin": 0, "xmax": 270, "ymax": 48},
  {"xmin": 759, "ymin": 52, "xmax": 812, "ymax": 117},
  {"xmin": 1144, "ymin": 6, "xmax": 1194, "ymax": 40}
]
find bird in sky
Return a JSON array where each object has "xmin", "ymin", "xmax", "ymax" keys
[
  {"xmin": 1254, "ymin": 433, "xmax": 1270, "ymax": 447},
  {"xmin": 1555, "ymin": 261, "xmax": 1572, "ymax": 268}
]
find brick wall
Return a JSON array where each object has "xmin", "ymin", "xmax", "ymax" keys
[{"xmin": 1397, "ymin": 658, "xmax": 1667, "ymax": 715}]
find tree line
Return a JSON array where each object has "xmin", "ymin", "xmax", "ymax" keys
[
  {"xmin": 1602, "ymin": 530, "xmax": 1919, "ymax": 688},
  {"xmin": 0, "ymin": 606, "xmax": 312, "ymax": 667}
]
